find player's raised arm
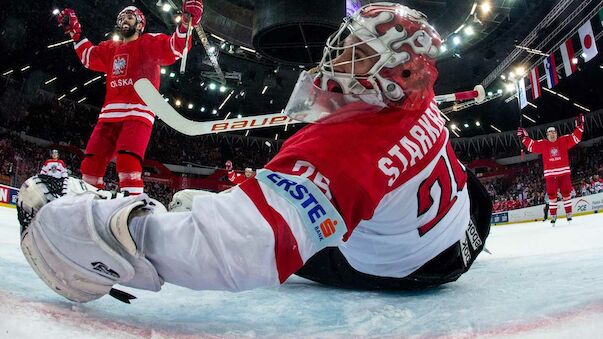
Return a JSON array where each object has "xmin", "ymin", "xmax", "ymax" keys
[
  {"xmin": 146, "ymin": 0, "xmax": 203, "ymax": 65},
  {"xmin": 57, "ymin": 8, "xmax": 109, "ymax": 72}
]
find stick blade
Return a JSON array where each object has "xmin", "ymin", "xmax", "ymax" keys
[{"xmin": 134, "ymin": 78, "xmax": 206, "ymax": 136}]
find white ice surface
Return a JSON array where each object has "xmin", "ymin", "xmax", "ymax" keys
[{"xmin": 0, "ymin": 206, "xmax": 602, "ymax": 338}]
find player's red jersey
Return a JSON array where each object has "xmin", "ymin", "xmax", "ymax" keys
[
  {"xmin": 522, "ymin": 126, "xmax": 583, "ymax": 177},
  {"xmin": 73, "ymin": 29, "xmax": 191, "ymax": 126},
  {"xmin": 228, "ymin": 171, "xmax": 248, "ymax": 185}
]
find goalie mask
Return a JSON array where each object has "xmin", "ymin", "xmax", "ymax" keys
[
  {"xmin": 284, "ymin": 2, "xmax": 441, "ymax": 123},
  {"xmin": 117, "ymin": 6, "xmax": 146, "ymax": 34}
]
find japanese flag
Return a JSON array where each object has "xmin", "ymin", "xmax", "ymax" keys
[{"xmin": 578, "ymin": 21, "xmax": 598, "ymax": 62}]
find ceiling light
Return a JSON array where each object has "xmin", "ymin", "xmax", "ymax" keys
[
  {"xmin": 169, "ymin": 72, "xmax": 175, "ymax": 78},
  {"xmin": 212, "ymin": 109, "xmax": 218, "ymax": 115},
  {"xmin": 112, "ymin": 34, "xmax": 120, "ymax": 42},
  {"xmin": 500, "ymin": 74, "xmax": 506, "ymax": 80},
  {"xmin": 160, "ymin": 68, "xmax": 166, "ymax": 74},
  {"xmin": 237, "ymin": 114, "xmax": 242, "ymax": 119},
  {"xmin": 505, "ymin": 83, "xmax": 516, "ymax": 93},
  {"xmin": 572, "ymin": 57, "xmax": 579, "ymax": 64},
  {"xmin": 487, "ymin": 91, "xmax": 493, "ymax": 96},
  {"xmin": 497, "ymin": 89, "xmax": 503, "ymax": 94},
  {"xmin": 162, "ymin": 3, "xmax": 171, "ymax": 12},
  {"xmin": 175, "ymin": 15, "xmax": 182, "ymax": 23},
  {"xmin": 52, "ymin": 8, "xmax": 60, "ymax": 15},
  {"xmin": 452, "ymin": 36, "xmax": 461, "ymax": 46},
  {"xmin": 175, "ymin": 100, "xmax": 181, "ymax": 107},
  {"xmin": 464, "ymin": 26, "xmax": 475, "ymax": 36},
  {"xmin": 188, "ymin": 103, "xmax": 194, "ymax": 109},
  {"xmin": 463, "ymin": 123, "xmax": 469, "ymax": 128},
  {"xmin": 515, "ymin": 66, "xmax": 526, "ymax": 76},
  {"xmin": 480, "ymin": 2, "xmax": 491, "ymax": 14},
  {"xmin": 450, "ymin": 124, "xmax": 457, "ymax": 130},
  {"xmin": 209, "ymin": 83, "xmax": 217, "ymax": 90},
  {"xmin": 219, "ymin": 85, "xmax": 226, "ymax": 92},
  {"xmin": 201, "ymin": 107, "xmax": 206, "ymax": 112},
  {"xmin": 440, "ymin": 45, "xmax": 448, "ymax": 53},
  {"xmin": 476, "ymin": 121, "xmax": 481, "ymax": 127}
]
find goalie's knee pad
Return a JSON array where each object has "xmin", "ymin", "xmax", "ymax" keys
[
  {"xmin": 21, "ymin": 192, "xmax": 164, "ymax": 303},
  {"xmin": 168, "ymin": 189, "xmax": 215, "ymax": 212}
]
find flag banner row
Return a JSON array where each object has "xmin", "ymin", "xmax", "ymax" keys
[{"xmin": 516, "ymin": 10, "xmax": 602, "ymax": 110}]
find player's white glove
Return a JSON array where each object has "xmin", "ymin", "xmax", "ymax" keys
[
  {"xmin": 168, "ymin": 189, "xmax": 215, "ymax": 212},
  {"xmin": 18, "ymin": 175, "xmax": 164, "ymax": 303}
]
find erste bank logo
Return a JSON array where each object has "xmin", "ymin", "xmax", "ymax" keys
[{"xmin": 257, "ymin": 169, "xmax": 346, "ymax": 247}]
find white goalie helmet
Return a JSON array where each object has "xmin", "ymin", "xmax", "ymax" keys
[{"xmin": 284, "ymin": 2, "xmax": 442, "ymax": 123}]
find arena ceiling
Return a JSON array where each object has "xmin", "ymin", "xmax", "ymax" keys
[{"xmin": 1, "ymin": 0, "xmax": 602, "ymax": 140}]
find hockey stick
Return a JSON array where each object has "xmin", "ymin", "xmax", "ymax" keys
[
  {"xmin": 135, "ymin": 78, "xmax": 291, "ymax": 136},
  {"xmin": 435, "ymin": 85, "xmax": 485, "ymax": 103},
  {"xmin": 136, "ymin": 78, "xmax": 485, "ymax": 136},
  {"xmin": 179, "ymin": 17, "xmax": 193, "ymax": 74}
]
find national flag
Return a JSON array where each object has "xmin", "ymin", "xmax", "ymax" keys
[
  {"xmin": 516, "ymin": 78, "xmax": 527, "ymax": 109},
  {"xmin": 529, "ymin": 67, "xmax": 541, "ymax": 99},
  {"xmin": 559, "ymin": 39, "xmax": 577, "ymax": 77},
  {"xmin": 543, "ymin": 54, "xmax": 558, "ymax": 88},
  {"xmin": 578, "ymin": 21, "xmax": 598, "ymax": 62}
]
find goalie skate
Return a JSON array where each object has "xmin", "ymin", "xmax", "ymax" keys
[{"xmin": 16, "ymin": 175, "xmax": 126, "ymax": 235}]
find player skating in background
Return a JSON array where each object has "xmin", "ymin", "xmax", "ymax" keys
[
  {"xmin": 225, "ymin": 160, "xmax": 255, "ymax": 185},
  {"xmin": 40, "ymin": 149, "xmax": 68, "ymax": 179},
  {"xmin": 56, "ymin": 1, "xmax": 203, "ymax": 194},
  {"xmin": 518, "ymin": 114, "xmax": 584, "ymax": 224},
  {"xmin": 18, "ymin": 2, "xmax": 491, "ymax": 303}
]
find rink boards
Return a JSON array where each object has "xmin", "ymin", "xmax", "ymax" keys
[
  {"xmin": 0, "ymin": 184, "xmax": 18, "ymax": 208},
  {"xmin": 492, "ymin": 192, "xmax": 603, "ymax": 225}
]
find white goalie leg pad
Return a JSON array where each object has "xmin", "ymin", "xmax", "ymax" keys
[
  {"xmin": 22, "ymin": 192, "xmax": 163, "ymax": 303},
  {"xmin": 168, "ymin": 189, "xmax": 215, "ymax": 212}
]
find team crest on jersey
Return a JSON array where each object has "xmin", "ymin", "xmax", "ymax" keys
[
  {"xmin": 550, "ymin": 147, "xmax": 559, "ymax": 157},
  {"xmin": 112, "ymin": 55, "xmax": 128, "ymax": 76}
]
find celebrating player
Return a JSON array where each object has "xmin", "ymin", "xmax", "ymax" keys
[
  {"xmin": 56, "ymin": 1, "xmax": 203, "ymax": 194},
  {"xmin": 40, "ymin": 149, "xmax": 68, "ymax": 179},
  {"xmin": 518, "ymin": 114, "xmax": 584, "ymax": 224},
  {"xmin": 18, "ymin": 2, "xmax": 492, "ymax": 303},
  {"xmin": 225, "ymin": 160, "xmax": 255, "ymax": 185}
]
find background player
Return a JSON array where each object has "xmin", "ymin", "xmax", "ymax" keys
[
  {"xmin": 518, "ymin": 114, "xmax": 584, "ymax": 224},
  {"xmin": 40, "ymin": 149, "xmax": 68, "ymax": 179},
  {"xmin": 18, "ymin": 2, "xmax": 491, "ymax": 303},
  {"xmin": 225, "ymin": 160, "xmax": 255, "ymax": 185},
  {"xmin": 56, "ymin": 1, "xmax": 203, "ymax": 194}
]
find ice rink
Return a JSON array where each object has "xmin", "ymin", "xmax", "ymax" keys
[{"xmin": 0, "ymin": 205, "xmax": 602, "ymax": 338}]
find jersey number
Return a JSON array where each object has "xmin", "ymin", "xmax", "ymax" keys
[{"xmin": 416, "ymin": 146, "xmax": 467, "ymax": 236}]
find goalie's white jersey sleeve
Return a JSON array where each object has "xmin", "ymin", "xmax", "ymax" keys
[{"xmin": 131, "ymin": 100, "xmax": 470, "ymax": 291}]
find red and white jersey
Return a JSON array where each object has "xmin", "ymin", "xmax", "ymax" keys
[
  {"xmin": 522, "ymin": 126, "xmax": 583, "ymax": 177},
  {"xmin": 228, "ymin": 171, "xmax": 247, "ymax": 185},
  {"xmin": 73, "ymin": 27, "xmax": 191, "ymax": 126},
  {"xmin": 137, "ymin": 99, "xmax": 472, "ymax": 291},
  {"xmin": 40, "ymin": 159, "xmax": 68, "ymax": 178}
]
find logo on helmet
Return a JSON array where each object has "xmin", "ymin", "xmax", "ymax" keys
[{"xmin": 318, "ymin": 2, "xmax": 441, "ymax": 110}]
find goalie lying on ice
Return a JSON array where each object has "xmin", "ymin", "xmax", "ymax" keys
[{"xmin": 17, "ymin": 2, "xmax": 492, "ymax": 303}]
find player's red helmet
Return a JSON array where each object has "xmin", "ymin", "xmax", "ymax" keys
[
  {"xmin": 320, "ymin": 2, "xmax": 441, "ymax": 110},
  {"xmin": 117, "ymin": 6, "xmax": 146, "ymax": 33}
]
